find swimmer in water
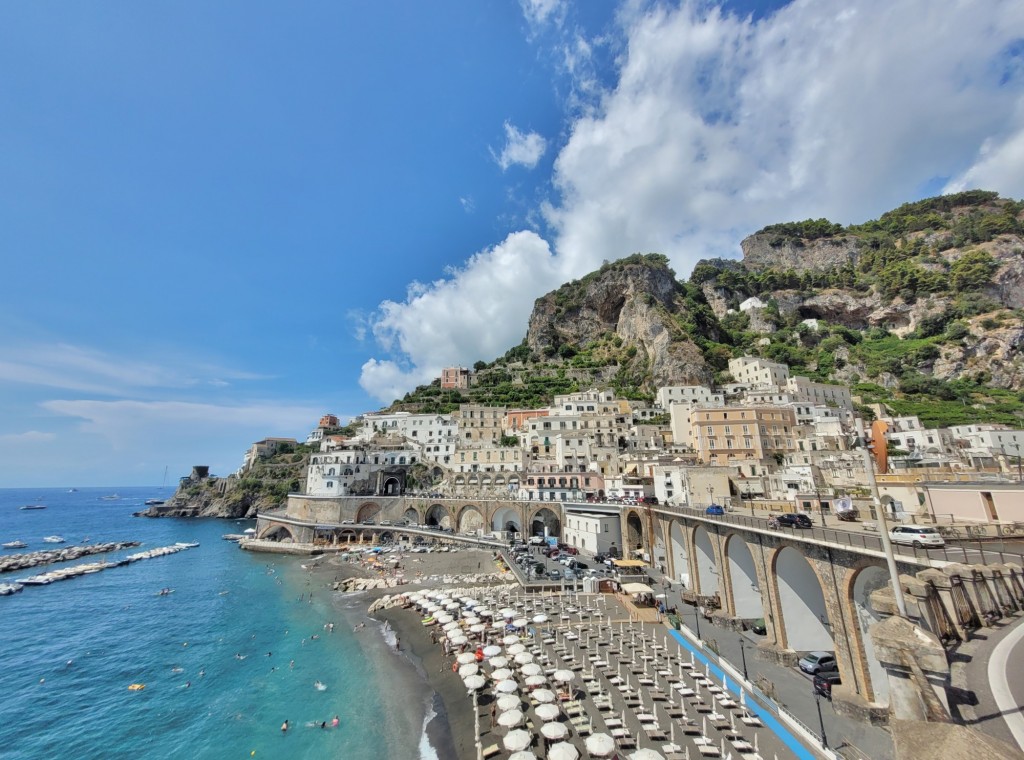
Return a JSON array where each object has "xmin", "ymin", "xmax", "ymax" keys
[{"xmin": 281, "ymin": 720, "xmax": 289, "ymax": 733}]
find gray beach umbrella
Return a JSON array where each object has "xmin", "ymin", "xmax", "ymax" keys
[
  {"xmin": 503, "ymin": 729, "xmax": 532, "ymax": 752},
  {"xmin": 585, "ymin": 733, "xmax": 616, "ymax": 757}
]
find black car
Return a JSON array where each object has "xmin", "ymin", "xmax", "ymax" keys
[
  {"xmin": 777, "ymin": 513, "xmax": 813, "ymax": 528},
  {"xmin": 813, "ymin": 670, "xmax": 841, "ymax": 699}
]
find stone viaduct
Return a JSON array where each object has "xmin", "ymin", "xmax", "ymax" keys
[{"xmin": 256, "ymin": 494, "xmax": 1024, "ymax": 726}]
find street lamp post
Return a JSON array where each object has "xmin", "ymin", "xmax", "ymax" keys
[
  {"xmin": 813, "ymin": 688, "xmax": 829, "ymax": 749},
  {"xmin": 738, "ymin": 637, "xmax": 749, "ymax": 681},
  {"xmin": 708, "ymin": 485, "xmax": 715, "ymax": 508},
  {"xmin": 745, "ymin": 487, "xmax": 753, "ymax": 517}
]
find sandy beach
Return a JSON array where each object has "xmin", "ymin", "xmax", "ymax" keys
[
  {"xmin": 308, "ymin": 544, "xmax": 797, "ymax": 760},
  {"xmin": 311, "ymin": 545, "xmax": 509, "ymax": 760}
]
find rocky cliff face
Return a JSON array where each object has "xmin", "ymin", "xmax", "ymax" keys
[
  {"xmin": 740, "ymin": 233, "xmax": 862, "ymax": 273},
  {"xmin": 525, "ymin": 255, "xmax": 713, "ymax": 391}
]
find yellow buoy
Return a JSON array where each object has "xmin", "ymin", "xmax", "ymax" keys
[{"xmin": 128, "ymin": 683, "xmax": 146, "ymax": 691}]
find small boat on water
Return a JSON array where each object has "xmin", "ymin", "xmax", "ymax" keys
[
  {"xmin": 67, "ymin": 488, "xmax": 78, "ymax": 493},
  {"xmin": 42, "ymin": 536, "xmax": 65, "ymax": 544},
  {"xmin": 0, "ymin": 582, "xmax": 23, "ymax": 595},
  {"xmin": 175, "ymin": 542, "xmax": 200, "ymax": 549},
  {"xmin": 19, "ymin": 505, "xmax": 46, "ymax": 510},
  {"xmin": 2, "ymin": 540, "xmax": 27, "ymax": 549},
  {"xmin": 101, "ymin": 494, "xmax": 120, "ymax": 501},
  {"xmin": 144, "ymin": 499, "xmax": 165, "ymax": 506}
]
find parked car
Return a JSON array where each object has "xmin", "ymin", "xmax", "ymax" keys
[
  {"xmin": 777, "ymin": 513, "xmax": 813, "ymax": 528},
  {"xmin": 547, "ymin": 569, "xmax": 562, "ymax": 581},
  {"xmin": 749, "ymin": 618, "xmax": 767, "ymax": 635},
  {"xmin": 798, "ymin": 651, "xmax": 836, "ymax": 675},
  {"xmin": 341, "ymin": 519, "xmax": 354, "ymax": 525},
  {"xmin": 889, "ymin": 525, "xmax": 945, "ymax": 548},
  {"xmin": 706, "ymin": 504, "xmax": 726, "ymax": 516},
  {"xmin": 380, "ymin": 520, "xmax": 392, "ymax": 526},
  {"xmin": 528, "ymin": 536, "xmax": 546, "ymax": 545},
  {"xmin": 813, "ymin": 670, "xmax": 842, "ymax": 699}
]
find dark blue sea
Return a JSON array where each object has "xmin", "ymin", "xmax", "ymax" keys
[{"xmin": 0, "ymin": 487, "xmax": 436, "ymax": 760}]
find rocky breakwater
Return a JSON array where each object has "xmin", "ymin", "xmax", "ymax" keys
[{"xmin": 0, "ymin": 541, "xmax": 141, "ymax": 574}]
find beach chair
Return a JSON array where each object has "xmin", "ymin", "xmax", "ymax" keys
[{"xmin": 481, "ymin": 743, "xmax": 500, "ymax": 759}]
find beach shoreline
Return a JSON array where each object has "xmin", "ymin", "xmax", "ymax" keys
[{"xmin": 311, "ymin": 546, "xmax": 510, "ymax": 760}]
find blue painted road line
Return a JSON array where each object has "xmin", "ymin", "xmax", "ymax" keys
[{"xmin": 668, "ymin": 628, "xmax": 819, "ymax": 760}]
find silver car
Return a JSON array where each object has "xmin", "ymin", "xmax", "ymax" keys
[{"xmin": 889, "ymin": 525, "xmax": 945, "ymax": 548}]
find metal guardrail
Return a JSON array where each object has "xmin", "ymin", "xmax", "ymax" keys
[{"xmin": 650, "ymin": 503, "xmax": 1024, "ymax": 567}]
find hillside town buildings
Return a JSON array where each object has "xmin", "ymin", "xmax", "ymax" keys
[{"xmin": 268, "ymin": 355, "xmax": 1024, "ymax": 526}]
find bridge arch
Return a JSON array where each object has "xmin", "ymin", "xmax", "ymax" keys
[
  {"xmin": 425, "ymin": 503, "xmax": 453, "ymax": 529},
  {"xmin": 774, "ymin": 546, "xmax": 834, "ymax": 653},
  {"xmin": 458, "ymin": 505, "xmax": 485, "ymax": 534},
  {"xmin": 491, "ymin": 506, "xmax": 522, "ymax": 536},
  {"xmin": 626, "ymin": 510, "xmax": 645, "ymax": 554},
  {"xmin": 725, "ymin": 534, "xmax": 763, "ymax": 619},
  {"xmin": 529, "ymin": 507, "xmax": 560, "ymax": 539},
  {"xmin": 356, "ymin": 502, "xmax": 382, "ymax": 523},
  {"xmin": 259, "ymin": 523, "xmax": 297, "ymax": 543},
  {"xmin": 652, "ymin": 519, "xmax": 667, "ymax": 573},
  {"xmin": 847, "ymin": 564, "xmax": 891, "ymax": 705},
  {"xmin": 669, "ymin": 520, "xmax": 690, "ymax": 586},
  {"xmin": 404, "ymin": 507, "xmax": 420, "ymax": 524},
  {"xmin": 693, "ymin": 526, "xmax": 719, "ymax": 598}
]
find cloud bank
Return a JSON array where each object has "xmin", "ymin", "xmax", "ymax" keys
[{"xmin": 360, "ymin": 0, "xmax": 1024, "ymax": 403}]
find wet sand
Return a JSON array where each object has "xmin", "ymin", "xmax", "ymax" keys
[{"xmin": 310, "ymin": 546, "xmax": 508, "ymax": 760}]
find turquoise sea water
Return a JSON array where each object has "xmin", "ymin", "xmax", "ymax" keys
[{"xmin": 0, "ymin": 487, "xmax": 434, "ymax": 760}]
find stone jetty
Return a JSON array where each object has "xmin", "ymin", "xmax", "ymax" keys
[
  {"xmin": 14, "ymin": 543, "xmax": 198, "ymax": 589},
  {"xmin": 332, "ymin": 571, "xmax": 509, "ymax": 595},
  {"xmin": 0, "ymin": 541, "xmax": 141, "ymax": 574}
]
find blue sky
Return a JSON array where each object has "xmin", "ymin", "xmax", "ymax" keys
[{"xmin": 2, "ymin": 0, "xmax": 1023, "ymax": 487}]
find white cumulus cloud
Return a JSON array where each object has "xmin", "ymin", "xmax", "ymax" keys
[
  {"xmin": 361, "ymin": 0, "xmax": 1024, "ymax": 403},
  {"xmin": 359, "ymin": 231, "xmax": 557, "ymax": 403},
  {"xmin": 494, "ymin": 122, "xmax": 549, "ymax": 171}
]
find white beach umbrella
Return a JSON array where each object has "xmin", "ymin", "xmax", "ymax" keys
[
  {"xmin": 503, "ymin": 634, "xmax": 521, "ymax": 645},
  {"xmin": 496, "ymin": 679, "xmax": 518, "ymax": 693},
  {"xmin": 508, "ymin": 753, "xmax": 535, "ymax": 760},
  {"xmin": 445, "ymin": 601, "xmax": 460, "ymax": 611},
  {"xmin": 533, "ymin": 614, "xmax": 548, "ymax": 623},
  {"xmin": 491, "ymin": 668, "xmax": 513, "ymax": 681},
  {"xmin": 552, "ymin": 669, "xmax": 575, "ymax": 683},
  {"xmin": 464, "ymin": 616, "xmax": 481, "ymax": 625},
  {"xmin": 498, "ymin": 709, "xmax": 524, "ymax": 728},
  {"xmin": 525, "ymin": 674, "xmax": 547, "ymax": 688},
  {"xmin": 446, "ymin": 628, "xmax": 465, "ymax": 639},
  {"xmin": 436, "ymin": 613, "xmax": 454, "ymax": 625},
  {"xmin": 489, "ymin": 656, "xmax": 509, "ymax": 669},
  {"xmin": 463, "ymin": 674, "xmax": 486, "ymax": 691},
  {"xmin": 514, "ymin": 652, "xmax": 534, "ymax": 665},
  {"xmin": 477, "ymin": 608, "xmax": 493, "ymax": 618},
  {"xmin": 459, "ymin": 663, "xmax": 480, "ymax": 677},
  {"xmin": 629, "ymin": 751, "xmax": 665, "ymax": 760},
  {"xmin": 541, "ymin": 722, "xmax": 568, "ymax": 740},
  {"xmin": 470, "ymin": 624, "xmax": 486, "ymax": 634},
  {"xmin": 443, "ymin": 621, "xmax": 460, "ymax": 632},
  {"xmin": 513, "ymin": 617, "xmax": 529, "ymax": 628},
  {"xmin": 491, "ymin": 621, "xmax": 506, "ymax": 631},
  {"xmin": 483, "ymin": 645, "xmax": 502, "ymax": 657},
  {"xmin": 503, "ymin": 729, "xmax": 532, "ymax": 752},
  {"xmin": 500, "ymin": 607, "xmax": 517, "ymax": 618},
  {"xmin": 521, "ymin": 663, "xmax": 542, "ymax": 677},
  {"xmin": 450, "ymin": 635, "xmax": 469, "ymax": 647},
  {"xmin": 532, "ymin": 688, "xmax": 556, "ymax": 703},
  {"xmin": 585, "ymin": 733, "xmax": 616, "ymax": 757},
  {"xmin": 457, "ymin": 652, "xmax": 477, "ymax": 665},
  {"xmin": 535, "ymin": 703, "xmax": 560, "ymax": 721},
  {"xmin": 547, "ymin": 741, "xmax": 579, "ymax": 760},
  {"xmin": 497, "ymin": 694, "xmax": 521, "ymax": 712},
  {"xmin": 507, "ymin": 643, "xmax": 526, "ymax": 655}
]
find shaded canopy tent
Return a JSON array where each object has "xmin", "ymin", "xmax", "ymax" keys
[{"xmin": 621, "ymin": 582, "xmax": 655, "ymax": 595}]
